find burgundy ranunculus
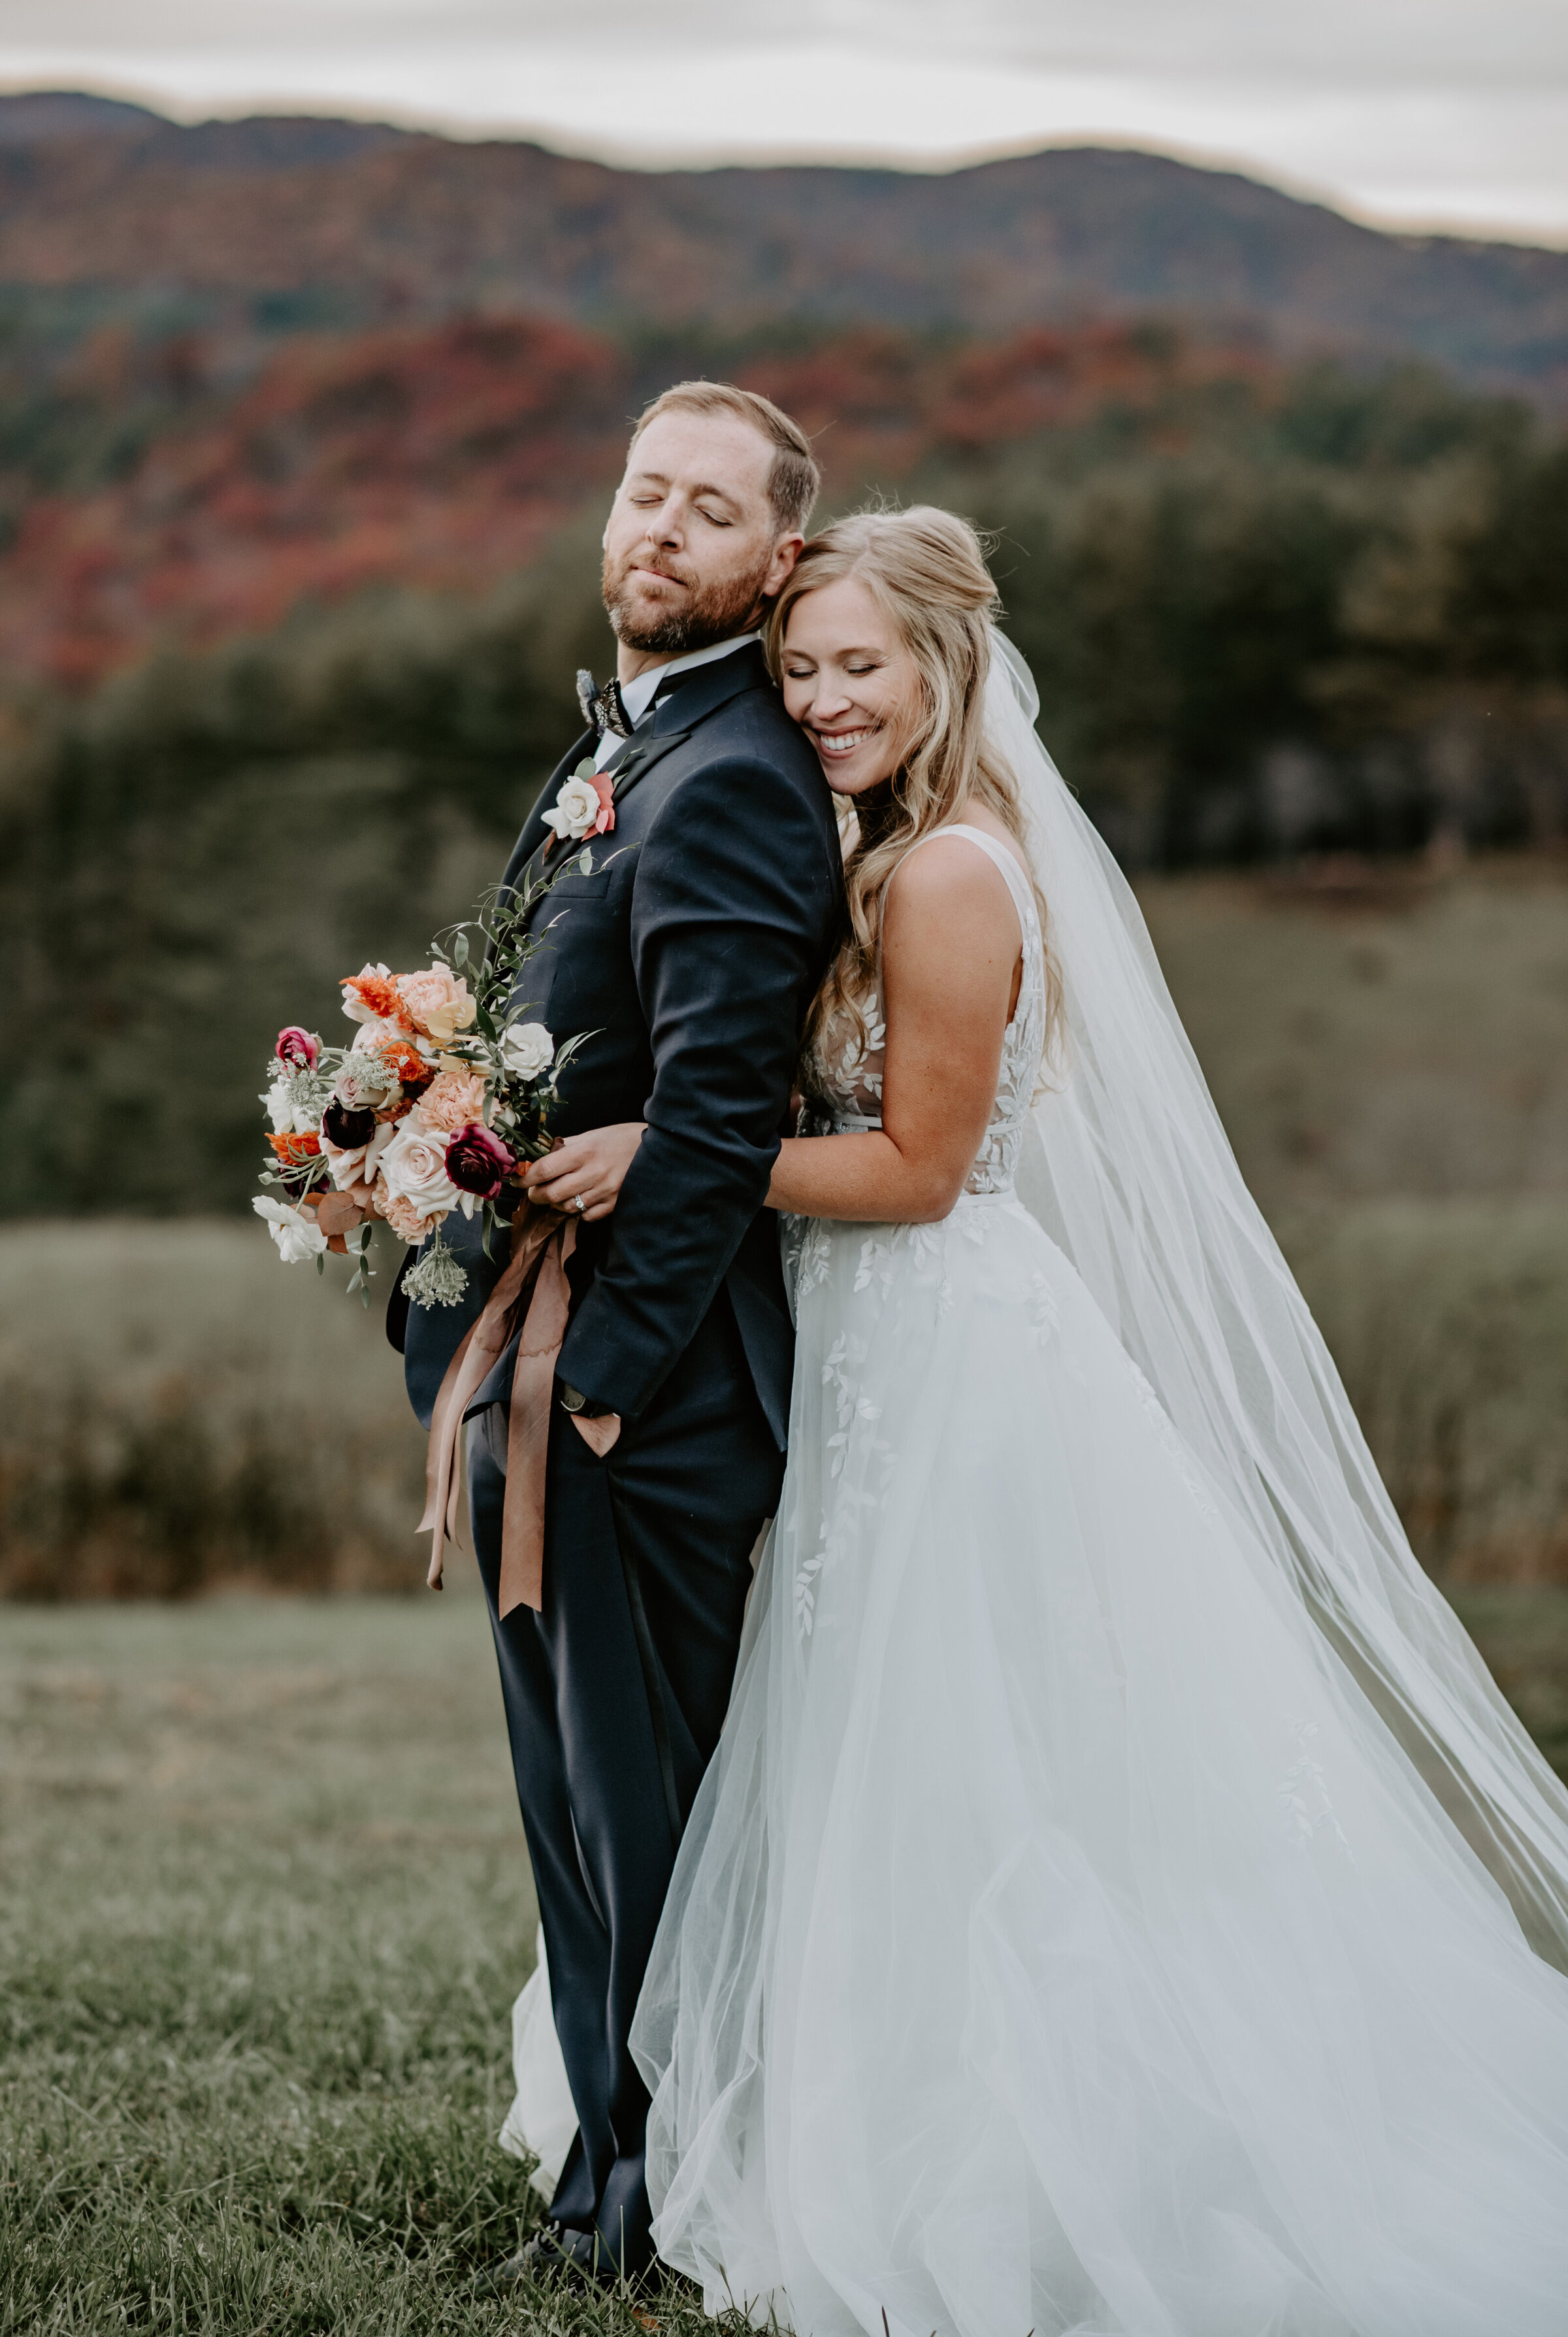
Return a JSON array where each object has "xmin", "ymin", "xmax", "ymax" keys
[
  {"xmin": 445, "ymin": 1120, "xmax": 514, "ymax": 1198},
  {"xmin": 322, "ymin": 1096, "xmax": 377, "ymax": 1151},
  {"xmin": 275, "ymin": 1025, "xmax": 320, "ymax": 1071}
]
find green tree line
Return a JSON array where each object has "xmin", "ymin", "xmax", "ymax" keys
[{"xmin": 2, "ymin": 361, "xmax": 1566, "ymax": 1217}]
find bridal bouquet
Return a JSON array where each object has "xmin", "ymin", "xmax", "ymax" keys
[{"xmin": 252, "ymin": 855, "xmax": 595, "ymax": 1308}]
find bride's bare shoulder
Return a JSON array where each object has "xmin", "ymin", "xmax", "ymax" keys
[
  {"xmin": 883, "ymin": 828, "xmax": 1023, "ymax": 972},
  {"xmin": 888, "ymin": 818, "xmax": 1026, "ymax": 914}
]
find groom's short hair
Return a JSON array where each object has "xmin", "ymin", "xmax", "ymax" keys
[{"xmin": 629, "ymin": 382, "xmax": 820, "ymax": 536}]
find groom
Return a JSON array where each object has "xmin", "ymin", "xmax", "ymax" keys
[{"xmin": 393, "ymin": 382, "xmax": 842, "ymax": 2280}]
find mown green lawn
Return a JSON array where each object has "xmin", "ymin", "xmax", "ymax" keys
[
  {"xmin": 5, "ymin": 1591, "xmax": 1567, "ymax": 2334},
  {"xmin": 0, "ymin": 1597, "xmax": 745, "ymax": 2337}
]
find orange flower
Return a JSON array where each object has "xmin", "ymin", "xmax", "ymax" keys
[
  {"xmin": 341, "ymin": 969, "xmax": 414, "ymax": 1030},
  {"xmin": 269, "ymin": 1131, "xmax": 322, "ymax": 1165},
  {"xmin": 376, "ymin": 1038, "xmax": 435, "ymax": 1092}
]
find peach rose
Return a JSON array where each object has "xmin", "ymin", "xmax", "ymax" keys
[
  {"xmin": 397, "ymin": 965, "xmax": 476, "ymax": 1046},
  {"xmin": 414, "ymin": 1069, "xmax": 490, "ymax": 1135}
]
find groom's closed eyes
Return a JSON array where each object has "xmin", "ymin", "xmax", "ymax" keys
[{"xmin": 627, "ymin": 470, "xmax": 743, "ymax": 528}]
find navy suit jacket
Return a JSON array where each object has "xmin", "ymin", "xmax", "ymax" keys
[{"xmin": 395, "ymin": 641, "xmax": 843, "ymax": 1447}]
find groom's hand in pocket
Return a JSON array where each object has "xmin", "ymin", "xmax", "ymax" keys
[{"xmin": 557, "ymin": 1377, "xmax": 622, "ymax": 1458}]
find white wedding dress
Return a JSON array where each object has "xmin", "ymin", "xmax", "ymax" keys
[
  {"xmin": 505, "ymin": 645, "xmax": 1568, "ymax": 2334},
  {"xmin": 621, "ymin": 820, "xmax": 1568, "ymax": 2334}
]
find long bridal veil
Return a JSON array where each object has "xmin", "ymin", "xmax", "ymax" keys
[{"xmin": 988, "ymin": 629, "xmax": 1568, "ymax": 1968}]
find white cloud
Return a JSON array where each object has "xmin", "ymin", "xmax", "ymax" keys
[{"xmin": 1, "ymin": 1, "xmax": 1566, "ymax": 240}]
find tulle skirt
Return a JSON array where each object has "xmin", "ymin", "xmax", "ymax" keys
[{"xmin": 627, "ymin": 1191, "xmax": 1568, "ymax": 2335}]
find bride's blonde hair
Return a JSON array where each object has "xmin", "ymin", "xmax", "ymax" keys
[{"xmin": 767, "ymin": 505, "xmax": 1062, "ymax": 1076}]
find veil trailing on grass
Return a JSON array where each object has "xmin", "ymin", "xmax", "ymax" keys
[{"xmin": 992, "ymin": 628, "xmax": 1568, "ymax": 1968}]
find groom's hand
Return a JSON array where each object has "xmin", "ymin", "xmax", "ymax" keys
[
  {"xmin": 524, "ymin": 1123, "xmax": 647, "ymax": 1221},
  {"xmin": 558, "ymin": 1378, "xmax": 623, "ymax": 1457}
]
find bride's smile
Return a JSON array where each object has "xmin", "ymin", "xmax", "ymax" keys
[{"xmin": 781, "ymin": 573, "xmax": 915, "ymax": 795}]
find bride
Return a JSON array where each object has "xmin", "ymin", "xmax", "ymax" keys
[{"xmin": 515, "ymin": 507, "xmax": 1568, "ymax": 2334}]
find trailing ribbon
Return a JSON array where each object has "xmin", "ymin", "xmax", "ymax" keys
[{"xmin": 418, "ymin": 1202, "xmax": 578, "ymax": 1619}]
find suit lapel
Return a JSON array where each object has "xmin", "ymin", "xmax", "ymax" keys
[
  {"xmin": 501, "ymin": 726, "xmax": 594, "ymax": 901},
  {"xmin": 610, "ymin": 640, "xmax": 770, "ymax": 820},
  {"xmin": 602, "ymin": 721, "xmax": 693, "ymax": 821},
  {"xmin": 506, "ymin": 642, "xmax": 774, "ymax": 891}
]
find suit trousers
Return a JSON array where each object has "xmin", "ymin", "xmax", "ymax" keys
[{"xmin": 468, "ymin": 1287, "xmax": 784, "ymax": 2272}]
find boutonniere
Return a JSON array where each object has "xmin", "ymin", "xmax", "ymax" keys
[{"xmin": 542, "ymin": 759, "xmax": 616, "ymax": 846}]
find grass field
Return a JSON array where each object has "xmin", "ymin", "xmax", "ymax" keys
[
  {"xmin": 5, "ymin": 1593, "xmax": 1567, "ymax": 2336},
  {"xmin": 0, "ymin": 1597, "xmax": 747, "ymax": 2336}
]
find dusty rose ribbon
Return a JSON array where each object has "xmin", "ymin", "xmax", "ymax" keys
[{"xmin": 418, "ymin": 1202, "xmax": 578, "ymax": 1619}]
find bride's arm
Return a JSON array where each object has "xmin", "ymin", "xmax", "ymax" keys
[
  {"xmin": 766, "ymin": 838, "xmax": 1020, "ymax": 1225},
  {"xmin": 521, "ymin": 842, "xmax": 1021, "ymax": 1229}
]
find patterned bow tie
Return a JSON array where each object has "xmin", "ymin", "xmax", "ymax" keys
[{"xmin": 577, "ymin": 669, "xmax": 633, "ymax": 742}]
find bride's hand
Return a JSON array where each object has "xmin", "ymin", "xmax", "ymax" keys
[{"xmin": 522, "ymin": 1122, "xmax": 647, "ymax": 1221}]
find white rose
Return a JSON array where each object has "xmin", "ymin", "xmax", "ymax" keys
[
  {"xmin": 262, "ymin": 1078, "xmax": 293, "ymax": 1133},
  {"xmin": 252, "ymin": 1195, "xmax": 328, "ymax": 1264},
  {"xmin": 379, "ymin": 1119, "xmax": 461, "ymax": 1218},
  {"xmin": 500, "ymin": 1021, "xmax": 555, "ymax": 1081},
  {"xmin": 542, "ymin": 774, "xmax": 601, "ymax": 843}
]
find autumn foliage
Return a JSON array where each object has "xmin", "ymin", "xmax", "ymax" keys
[
  {"xmin": 0, "ymin": 316, "xmax": 1282, "ymax": 689},
  {"xmin": 0, "ymin": 315, "xmax": 632, "ymax": 687}
]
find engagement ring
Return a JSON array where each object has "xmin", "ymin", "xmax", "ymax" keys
[{"xmin": 572, "ymin": 1193, "xmax": 587, "ymax": 1212}]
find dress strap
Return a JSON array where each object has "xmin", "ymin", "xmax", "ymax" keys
[{"xmin": 898, "ymin": 822, "xmax": 1039, "ymax": 938}]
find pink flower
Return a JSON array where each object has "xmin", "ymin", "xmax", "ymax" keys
[
  {"xmin": 415, "ymin": 1069, "xmax": 491, "ymax": 1135},
  {"xmin": 396, "ymin": 963, "xmax": 476, "ymax": 1046},
  {"xmin": 275, "ymin": 1026, "xmax": 320, "ymax": 1070},
  {"xmin": 380, "ymin": 1188, "xmax": 436, "ymax": 1245},
  {"xmin": 445, "ymin": 1121, "xmax": 514, "ymax": 1199}
]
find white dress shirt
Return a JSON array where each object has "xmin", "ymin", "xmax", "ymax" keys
[{"xmin": 593, "ymin": 632, "xmax": 761, "ymax": 771}]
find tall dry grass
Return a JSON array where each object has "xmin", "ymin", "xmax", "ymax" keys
[
  {"xmin": 2, "ymin": 1201, "xmax": 1564, "ymax": 1598},
  {"xmin": 0, "ymin": 1220, "xmax": 429, "ymax": 1599},
  {"xmin": 1282, "ymin": 1199, "xmax": 1568, "ymax": 1585}
]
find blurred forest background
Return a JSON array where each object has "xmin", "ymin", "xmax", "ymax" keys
[{"xmin": 1, "ymin": 92, "xmax": 1565, "ymax": 1605}]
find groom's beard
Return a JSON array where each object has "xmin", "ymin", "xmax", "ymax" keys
[{"xmin": 602, "ymin": 542, "xmax": 774, "ymax": 655}]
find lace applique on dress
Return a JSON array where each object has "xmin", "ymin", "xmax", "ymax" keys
[{"xmin": 1279, "ymin": 1721, "xmax": 1354, "ymax": 1861}]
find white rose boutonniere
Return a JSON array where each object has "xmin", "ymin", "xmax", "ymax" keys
[{"xmin": 542, "ymin": 761, "xmax": 615, "ymax": 844}]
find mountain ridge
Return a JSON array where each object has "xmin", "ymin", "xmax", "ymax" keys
[{"xmin": 0, "ymin": 95, "xmax": 1565, "ymax": 396}]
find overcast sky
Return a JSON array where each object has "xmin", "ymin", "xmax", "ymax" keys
[{"xmin": 3, "ymin": 0, "xmax": 1567, "ymax": 242}]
